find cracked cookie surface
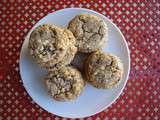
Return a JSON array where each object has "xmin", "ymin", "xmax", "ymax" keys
[
  {"xmin": 68, "ymin": 14, "xmax": 108, "ymax": 53},
  {"xmin": 45, "ymin": 66, "xmax": 85, "ymax": 101},
  {"xmin": 85, "ymin": 51, "xmax": 123, "ymax": 89},
  {"xmin": 28, "ymin": 24, "xmax": 69, "ymax": 68}
]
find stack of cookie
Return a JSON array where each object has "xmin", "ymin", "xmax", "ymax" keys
[
  {"xmin": 28, "ymin": 14, "xmax": 123, "ymax": 101},
  {"xmin": 28, "ymin": 24, "xmax": 84, "ymax": 101},
  {"xmin": 68, "ymin": 14, "xmax": 123, "ymax": 89}
]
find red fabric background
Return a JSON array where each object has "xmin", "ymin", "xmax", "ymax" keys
[{"xmin": 0, "ymin": 0, "xmax": 159, "ymax": 120}]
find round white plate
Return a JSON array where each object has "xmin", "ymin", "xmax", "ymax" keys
[{"xmin": 20, "ymin": 8, "xmax": 130, "ymax": 118}]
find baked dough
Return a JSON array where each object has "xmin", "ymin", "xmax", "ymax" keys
[
  {"xmin": 68, "ymin": 14, "xmax": 108, "ymax": 53},
  {"xmin": 45, "ymin": 66, "xmax": 85, "ymax": 101},
  {"xmin": 28, "ymin": 24, "xmax": 69, "ymax": 68},
  {"xmin": 85, "ymin": 51, "xmax": 123, "ymax": 89}
]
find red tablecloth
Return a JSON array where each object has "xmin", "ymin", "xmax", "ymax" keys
[{"xmin": 0, "ymin": 0, "xmax": 159, "ymax": 119}]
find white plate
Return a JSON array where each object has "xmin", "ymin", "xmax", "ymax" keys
[{"xmin": 19, "ymin": 8, "xmax": 130, "ymax": 118}]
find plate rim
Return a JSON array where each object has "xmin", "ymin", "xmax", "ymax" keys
[{"xmin": 19, "ymin": 7, "xmax": 130, "ymax": 118}]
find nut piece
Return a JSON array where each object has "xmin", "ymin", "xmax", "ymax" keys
[
  {"xmin": 28, "ymin": 24, "xmax": 69, "ymax": 68},
  {"xmin": 68, "ymin": 14, "xmax": 108, "ymax": 53},
  {"xmin": 85, "ymin": 51, "xmax": 123, "ymax": 89},
  {"xmin": 45, "ymin": 65, "xmax": 85, "ymax": 101}
]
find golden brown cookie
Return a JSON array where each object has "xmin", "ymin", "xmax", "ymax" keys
[
  {"xmin": 68, "ymin": 14, "xmax": 108, "ymax": 53},
  {"xmin": 45, "ymin": 65, "xmax": 85, "ymax": 101},
  {"xmin": 84, "ymin": 51, "xmax": 123, "ymax": 89},
  {"xmin": 28, "ymin": 24, "xmax": 69, "ymax": 68}
]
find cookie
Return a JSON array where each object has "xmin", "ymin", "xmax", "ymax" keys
[
  {"xmin": 68, "ymin": 14, "xmax": 108, "ymax": 53},
  {"xmin": 28, "ymin": 24, "xmax": 69, "ymax": 68},
  {"xmin": 45, "ymin": 65, "xmax": 85, "ymax": 101},
  {"xmin": 84, "ymin": 51, "xmax": 123, "ymax": 89}
]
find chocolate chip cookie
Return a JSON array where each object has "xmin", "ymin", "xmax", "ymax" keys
[
  {"xmin": 85, "ymin": 51, "xmax": 123, "ymax": 89},
  {"xmin": 68, "ymin": 14, "xmax": 108, "ymax": 53},
  {"xmin": 28, "ymin": 24, "xmax": 69, "ymax": 68},
  {"xmin": 45, "ymin": 65, "xmax": 85, "ymax": 101}
]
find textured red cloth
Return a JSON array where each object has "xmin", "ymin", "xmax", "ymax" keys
[{"xmin": 0, "ymin": 0, "xmax": 159, "ymax": 120}]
